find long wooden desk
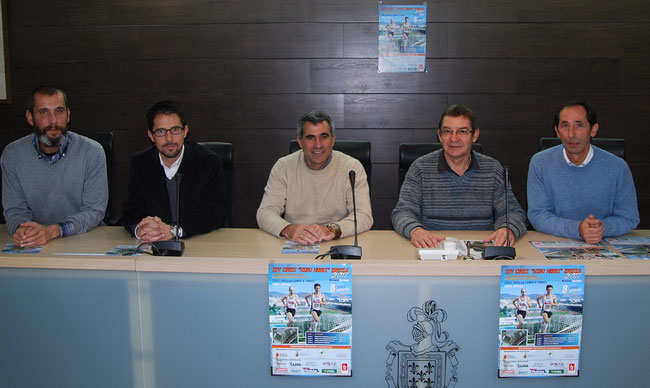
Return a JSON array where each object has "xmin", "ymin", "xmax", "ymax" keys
[
  {"xmin": 1, "ymin": 227, "xmax": 648, "ymax": 276},
  {"xmin": 0, "ymin": 227, "xmax": 648, "ymax": 388}
]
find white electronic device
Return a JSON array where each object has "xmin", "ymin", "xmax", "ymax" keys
[{"xmin": 418, "ymin": 238, "xmax": 467, "ymax": 260}]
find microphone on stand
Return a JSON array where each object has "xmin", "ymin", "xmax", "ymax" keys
[
  {"xmin": 483, "ymin": 166, "xmax": 516, "ymax": 260},
  {"xmin": 330, "ymin": 170, "xmax": 362, "ymax": 260},
  {"xmin": 152, "ymin": 172, "xmax": 185, "ymax": 256}
]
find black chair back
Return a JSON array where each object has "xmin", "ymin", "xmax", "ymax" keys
[
  {"xmin": 398, "ymin": 143, "xmax": 484, "ymax": 189},
  {"xmin": 289, "ymin": 140, "xmax": 372, "ymax": 186},
  {"xmin": 539, "ymin": 137, "xmax": 626, "ymax": 160},
  {"xmin": 198, "ymin": 142, "xmax": 235, "ymax": 227}
]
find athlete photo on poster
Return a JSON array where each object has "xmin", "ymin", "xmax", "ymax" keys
[
  {"xmin": 379, "ymin": 4, "xmax": 427, "ymax": 72},
  {"xmin": 268, "ymin": 263, "xmax": 352, "ymax": 376},
  {"xmin": 498, "ymin": 265, "xmax": 585, "ymax": 378}
]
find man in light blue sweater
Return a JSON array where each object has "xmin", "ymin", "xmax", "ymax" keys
[
  {"xmin": 1, "ymin": 86, "xmax": 107, "ymax": 248},
  {"xmin": 527, "ymin": 101, "xmax": 639, "ymax": 243}
]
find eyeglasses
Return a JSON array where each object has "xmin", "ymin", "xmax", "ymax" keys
[
  {"xmin": 151, "ymin": 126, "xmax": 184, "ymax": 137},
  {"xmin": 439, "ymin": 128, "xmax": 473, "ymax": 137}
]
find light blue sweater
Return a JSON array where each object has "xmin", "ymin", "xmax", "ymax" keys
[{"xmin": 527, "ymin": 145, "xmax": 639, "ymax": 240}]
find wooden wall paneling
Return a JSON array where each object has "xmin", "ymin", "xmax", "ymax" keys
[
  {"xmin": 207, "ymin": 128, "xmax": 297, "ymax": 166},
  {"xmin": 446, "ymin": 94, "xmax": 553, "ymax": 131},
  {"xmin": 107, "ymin": 59, "xmax": 311, "ymax": 95},
  {"xmin": 310, "ymin": 59, "xmax": 430, "ymax": 93},
  {"xmin": 9, "ymin": 0, "xmax": 108, "ymax": 26},
  {"xmin": 517, "ymin": 59, "xmax": 621, "ymax": 94},
  {"xmin": 448, "ymin": 24, "xmax": 650, "ymax": 59},
  {"xmin": 141, "ymin": 25, "xmax": 242, "ymax": 59},
  {"xmin": 308, "ymin": 0, "xmax": 379, "ymax": 23},
  {"xmin": 424, "ymin": 23, "xmax": 448, "ymax": 58},
  {"xmin": 240, "ymin": 23, "xmax": 343, "ymax": 58},
  {"xmin": 412, "ymin": 129, "xmax": 437, "ymax": 143},
  {"xmin": 430, "ymin": 59, "xmax": 519, "ymax": 93},
  {"xmin": 0, "ymin": 100, "xmax": 27, "ymax": 129},
  {"xmin": 11, "ymin": 26, "xmax": 141, "ymax": 65},
  {"xmin": 68, "ymin": 94, "xmax": 147, "ymax": 133},
  {"xmin": 335, "ymin": 128, "xmax": 413, "ymax": 164},
  {"xmin": 108, "ymin": 0, "xmax": 309, "ymax": 25},
  {"xmin": 344, "ymin": 94, "xmax": 447, "ymax": 128},
  {"xmin": 12, "ymin": 61, "xmax": 113, "ymax": 95},
  {"xmin": 479, "ymin": 128, "xmax": 542, "ymax": 163},
  {"xmin": 518, "ymin": 0, "xmax": 650, "ymax": 22},
  {"xmin": 237, "ymin": 94, "xmax": 343, "ymax": 129},
  {"xmin": 620, "ymin": 59, "xmax": 650, "ymax": 94},
  {"xmin": 342, "ymin": 23, "xmax": 379, "ymax": 59},
  {"xmin": 427, "ymin": 0, "xmax": 519, "ymax": 22},
  {"xmin": 309, "ymin": 59, "xmax": 518, "ymax": 93}
]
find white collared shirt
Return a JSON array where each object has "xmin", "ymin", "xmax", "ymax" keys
[
  {"xmin": 563, "ymin": 144, "xmax": 593, "ymax": 168},
  {"xmin": 158, "ymin": 145, "xmax": 185, "ymax": 179}
]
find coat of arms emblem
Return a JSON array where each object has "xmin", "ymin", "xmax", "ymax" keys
[{"xmin": 385, "ymin": 300, "xmax": 460, "ymax": 388}]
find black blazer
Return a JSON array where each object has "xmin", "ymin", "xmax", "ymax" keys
[{"xmin": 122, "ymin": 141, "xmax": 226, "ymax": 238}]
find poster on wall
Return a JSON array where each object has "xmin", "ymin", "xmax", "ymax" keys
[
  {"xmin": 378, "ymin": 3, "xmax": 427, "ymax": 73},
  {"xmin": 269, "ymin": 263, "xmax": 352, "ymax": 376},
  {"xmin": 498, "ymin": 265, "xmax": 585, "ymax": 378}
]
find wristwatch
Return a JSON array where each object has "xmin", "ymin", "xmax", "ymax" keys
[
  {"xmin": 326, "ymin": 223, "xmax": 342, "ymax": 240},
  {"xmin": 170, "ymin": 225, "xmax": 184, "ymax": 239}
]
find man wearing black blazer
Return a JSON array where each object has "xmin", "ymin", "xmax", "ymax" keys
[{"xmin": 122, "ymin": 100, "xmax": 226, "ymax": 242}]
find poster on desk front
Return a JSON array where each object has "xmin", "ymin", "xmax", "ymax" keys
[
  {"xmin": 498, "ymin": 265, "xmax": 585, "ymax": 378},
  {"xmin": 269, "ymin": 264, "xmax": 352, "ymax": 376},
  {"xmin": 378, "ymin": 4, "xmax": 427, "ymax": 72}
]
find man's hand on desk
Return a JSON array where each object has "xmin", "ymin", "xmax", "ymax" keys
[
  {"xmin": 12, "ymin": 222, "xmax": 60, "ymax": 248},
  {"xmin": 410, "ymin": 227, "xmax": 444, "ymax": 248},
  {"xmin": 136, "ymin": 216, "xmax": 173, "ymax": 243},
  {"xmin": 281, "ymin": 224, "xmax": 335, "ymax": 244},
  {"xmin": 579, "ymin": 214, "xmax": 604, "ymax": 244},
  {"xmin": 484, "ymin": 227, "xmax": 516, "ymax": 247}
]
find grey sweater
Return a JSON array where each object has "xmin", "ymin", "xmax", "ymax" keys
[
  {"xmin": 1, "ymin": 132, "xmax": 108, "ymax": 236},
  {"xmin": 392, "ymin": 150, "xmax": 526, "ymax": 239}
]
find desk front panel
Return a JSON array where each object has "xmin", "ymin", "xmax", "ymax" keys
[
  {"xmin": 138, "ymin": 272, "xmax": 649, "ymax": 388},
  {"xmin": 0, "ymin": 268, "xmax": 141, "ymax": 388}
]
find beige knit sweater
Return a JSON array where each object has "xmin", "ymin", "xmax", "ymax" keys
[{"xmin": 256, "ymin": 150, "xmax": 373, "ymax": 238}]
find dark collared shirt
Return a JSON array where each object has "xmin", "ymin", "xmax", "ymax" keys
[
  {"xmin": 438, "ymin": 151, "xmax": 480, "ymax": 175},
  {"xmin": 303, "ymin": 152, "xmax": 333, "ymax": 170}
]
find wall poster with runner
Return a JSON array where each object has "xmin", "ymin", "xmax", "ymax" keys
[
  {"xmin": 378, "ymin": 3, "xmax": 427, "ymax": 73},
  {"xmin": 498, "ymin": 265, "xmax": 585, "ymax": 378},
  {"xmin": 269, "ymin": 263, "xmax": 352, "ymax": 376}
]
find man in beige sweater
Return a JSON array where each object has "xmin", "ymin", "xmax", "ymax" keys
[{"xmin": 256, "ymin": 111, "xmax": 373, "ymax": 244}]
